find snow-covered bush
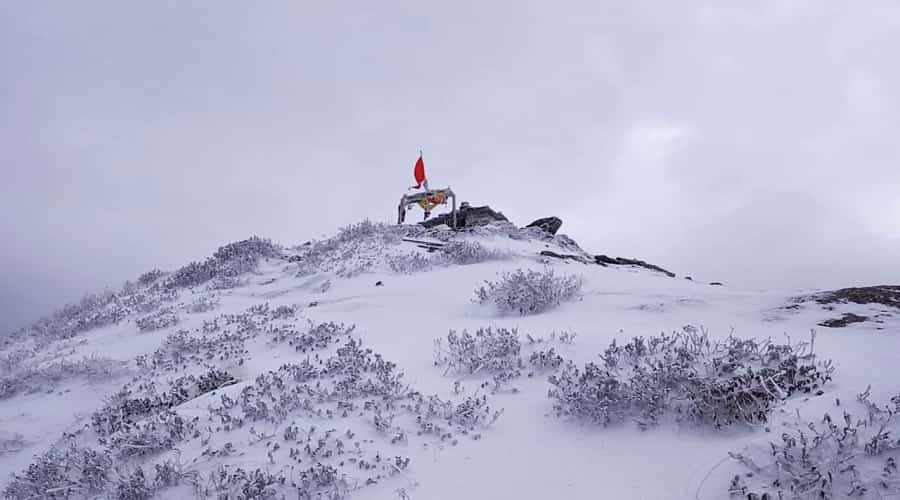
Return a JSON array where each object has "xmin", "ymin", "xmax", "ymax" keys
[
  {"xmin": 475, "ymin": 268, "xmax": 583, "ymax": 315},
  {"xmin": 387, "ymin": 252, "xmax": 434, "ymax": 274},
  {"xmin": 92, "ymin": 368, "xmax": 235, "ymax": 436},
  {"xmin": 165, "ymin": 236, "xmax": 280, "ymax": 289},
  {"xmin": 440, "ymin": 240, "xmax": 510, "ymax": 265},
  {"xmin": 0, "ymin": 355, "xmax": 127, "ymax": 400},
  {"xmin": 270, "ymin": 321, "xmax": 355, "ymax": 353},
  {"xmin": 106, "ymin": 410, "xmax": 198, "ymax": 458},
  {"xmin": 528, "ymin": 348, "xmax": 564, "ymax": 372},
  {"xmin": 137, "ymin": 269, "xmax": 164, "ymax": 286},
  {"xmin": 11, "ymin": 282, "xmax": 178, "ymax": 347},
  {"xmin": 115, "ymin": 467, "xmax": 153, "ymax": 500},
  {"xmin": 186, "ymin": 293, "xmax": 220, "ymax": 313},
  {"xmin": 730, "ymin": 388, "xmax": 900, "ymax": 499},
  {"xmin": 135, "ymin": 307, "xmax": 178, "ymax": 332},
  {"xmin": 4, "ymin": 443, "xmax": 112, "ymax": 499},
  {"xmin": 434, "ymin": 327, "xmax": 522, "ymax": 378},
  {"xmin": 549, "ymin": 327, "xmax": 833, "ymax": 429}
]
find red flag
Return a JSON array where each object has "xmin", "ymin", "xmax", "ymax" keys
[{"xmin": 411, "ymin": 153, "xmax": 427, "ymax": 189}]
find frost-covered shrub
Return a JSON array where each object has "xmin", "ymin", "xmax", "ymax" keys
[
  {"xmin": 475, "ymin": 268, "xmax": 583, "ymax": 315},
  {"xmin": 204, "ymin": 465, "xmax": 293, "ymax": 500},
  {"xmin": 149, "ymin": 327, "xmax": 247, "ymax": 370},
  {"xmin": 116, "ymin": 467, "xmax": 153, "ymax": 500},
  {"xmin": 106, "ymin": 410, "xmax": 197, "ymax": 458},
  {"xmin": 730, "ymin": 389, "xmax": 900, "ymax": 499},
  {"xmin": 137, "ymin": 269, "xmax": 164, "ymax": 286},
  {"xmin": 4, "ymin": 443, "xmax": 112, "ymax": 499},
  {"xmin": 549, "ymin": 327, "xmax": 834, "ymax": 429},
  {"xmin": 165, "ymin": 236, "xmax": 280, "ymax": 289},
  {"xmin": 186, "ymin": 293, "xmax": 220, "ymax": 313},
  {"xmin": 12, "ymin": 281, "xmax": 178, "ymax": 347},
  {"xmin": 136, "ymin": 307, "xmax": 178, "ymax": 332},
  {"xmin": 387, "ymin": 252, "xmax": 434, "ymax": 274},
  {"xmin": 434, "ymin": 327, "xmax": 522, "ymax": 378},
  {"xmin": 271, "ymin": 321, "xmax": 355, "ymax": 353},
  {"xmin": 93, "ymin": 369, "xmax": 235, "ymax": 436},
  {"xmin": 0, "ymin": 346, "xmax": 35, "ymax": 376},
  {"xmin": 441, "ymin": 240, "xmax": 510, "ymax": 265},
  {"xmin": 528, "ymin": 348, "xmax": 564, "ymax": 372},
  {"xmin": 0, "ymin": 355, "xmax": 127, "ymax": 400}
]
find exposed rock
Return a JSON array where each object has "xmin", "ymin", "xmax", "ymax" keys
[
  {"xmin": 539, "ymin": 250, "xmax": 593, "ymax": 264},
  {"xmin": 375, "ymin": 281, "xmax": 384, "ymax": 287},
  {"xmin": 710, "ymin": 282, "xmax": 724, "ymax": 286},
  {"xmin": 595, "ymin": 255, "xmax": 676, "ymax": 278},
  {"xmin": 526, "ymin": 217, "xmax": 563, "ymax": 235},
  {"xmin": 420, "ymin": 203, "xmax": 509, "ymax": 229},
  {"xmin": 811, "ymin": 285, "xmax": 900, "ymax": 309},
  {"xmin": 819, "ymin": 313, "xmax": 868, "ymax": 328},
  {"xmin": 685, "ymin": 276, "xmax": 693, "ymax": 281}
]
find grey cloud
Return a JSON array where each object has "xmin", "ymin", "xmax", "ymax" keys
[{"xmin": 2, "ymin": 1, "xmax": 900, "ymax": 332}]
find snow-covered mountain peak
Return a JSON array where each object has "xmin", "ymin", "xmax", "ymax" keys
[{"xmin": 2, "ymin": 218, "xmax": 898, "ymax": 500}]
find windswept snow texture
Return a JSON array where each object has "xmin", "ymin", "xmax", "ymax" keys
[{"xmin": 1, "ymin": 221, "xmax": 899, "ymax": 499}]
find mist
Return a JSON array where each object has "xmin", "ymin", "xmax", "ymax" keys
[{"xmin": 3, "ymin": 1, "xmax": 899, "ymax": 334}]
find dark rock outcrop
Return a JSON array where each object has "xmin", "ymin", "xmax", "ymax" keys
[
  {"xmin": 819, "ymin": 313, "xmax": 868, "ymax": 328},
  {"xmin": 420, "ymin": 203, "xmax": 509, "ymax": 229},
  {"xmin": 595, "ymin": 255, "xmax": 676, "ymax": 278},
  {"xmin": 539, "ymin": 250, "xmax": 593, "ymax": 264},
  {"xmin": 526, "ymin": 217, "xmax": 563, "ymax": 235},
  {"xmin": 812, "ymin": 285, "xmax": 900, "ymax": 309}
]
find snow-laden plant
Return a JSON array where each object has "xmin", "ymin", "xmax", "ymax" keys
[
  {"xmin": 92, "ymin": 368, "xmax": 235, "ymax": 436},
  {"xmin": 186, "ymin": 293, "xmax": 220, "ymax": 313},
  {"xmin": 115, "ymin": 467, "xmax": 153, "ymax": 500},
  {"xmin": 729, "ymin": 389, "xmax": 900, "ymax": 499},
  {"xmin": 135, "ymin": 307, "xmax": 178, "ymax": 332},
  {"xmin": 440, "ymin": 240, "xmax": 511, "ymax": 265},
  {"xmin": 105, "ymin": 410, "xmax": 198, "ymax": 458},
  {"xmin": 434, "ymin": 327, "xmax": 522, "ymax": 378},
  {"xmin": 475, "ymin": 267, "xmax": 583, "ymax": 315},
  {"xmin": 164, "ymin": 236, "xmax": 280, "ymax": 289},
  {"xmin": 387, "ymin": 252, "xmax": 434, "ymax": 274},
  {"xmin": 12, "ymin": 282, "xmax": 178, "ymax": 348},
  {"xmin": 270, "ymin": 320, "xmax": 355, "ymax": 353},
  {"xmin": 549, "ymin": 327, "xmax": 833, "ymax": 429},
  {"xmin": 0, "ymin": 355, "xmax": 126, "ymax": 400},
  {"xmin": 3, "ymin": 442, "xmax": 113, "ymax": 499}
]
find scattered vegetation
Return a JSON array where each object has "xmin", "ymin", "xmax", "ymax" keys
[
  {"xmin": 0, "ymin": 355, "xmax": 127, "ymax": 400},
  {"xmin": 548, "ymin": 327, "xmax": 833, "ymax": 429},
  {"xmin": 730, "ymin": 388, "xmax": 900, "ymax": 499},
  {"xmin": 135, "ymin": 307, "xmax": 178, "ymax": 332},
  {"xmin": 164, "ymin": 236, "xmax": 281, "ymax": 289},
  {"xmin": 475, "ymin": 267, "xmax": 583, "ymax": 315}
]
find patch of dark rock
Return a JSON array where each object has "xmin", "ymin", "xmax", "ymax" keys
[
  {"xmin": 812, "ymin": 285, "xmax": 900, "ymax": 309},
  {"xmin": 709, "ymin": 282, "xmax": 724, "ymax": 286},
  {"xmin": 526, "ymin": 217, "xmax": 563, "ymax": 235},
  {"xmin": 685, "ymin": 276, "xmax": 693, "ymax": 281},
  {"xmin": 819, "ymin": 313, "xmax": 868, "ymax": 328},
  {"xmin": 375, "ymin": 281, "xmax": 384, "ymax": 287},
  {"xmin": 287, "ymin": 255, "xmax": 302, "ymax": 263},
  {"xmin": 540, "ymin": 250, "xmax": 592, "ymax": 264},
  {"xmin": 595, "ymin": 255, "xmax": 676, "ymax": 278},
  {"xmin": 420, "ymin": 203, "xmax": 509, "ymax": 229}
]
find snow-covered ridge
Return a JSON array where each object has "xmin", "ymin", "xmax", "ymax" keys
[{"xmin": 1, "ymin": 219, "xmax": 899, "ymax": 499}]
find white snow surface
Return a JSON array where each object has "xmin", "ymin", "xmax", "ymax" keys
[{"xmin": 1, "ymin": 221, "xmax": 898, "ymax": 499}]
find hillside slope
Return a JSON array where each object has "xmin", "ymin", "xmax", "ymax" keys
[{"xmin": 1, "ymin": 221, "xmax": 898, "ymax": 499}]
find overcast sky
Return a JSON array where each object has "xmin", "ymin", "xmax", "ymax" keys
[{"xmin": 2, "ymin": 1, "xmax": 899, "ymax": 335}]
